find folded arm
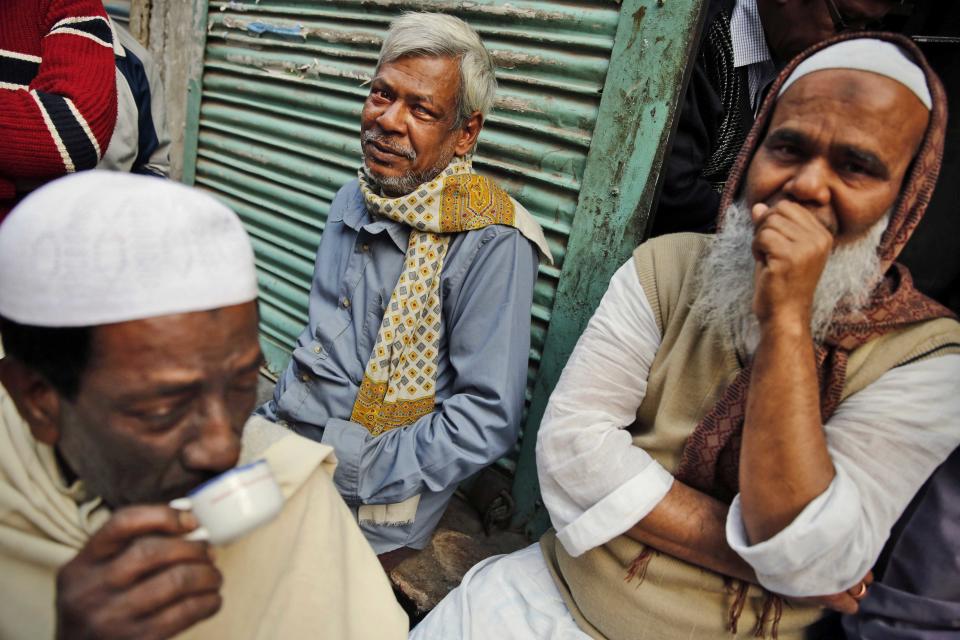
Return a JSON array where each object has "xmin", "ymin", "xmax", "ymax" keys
[
  {"xmin": 727, "ymin": 354, "xmax": 960, "ymax": 595},
  {"xmin": 537, "ymin": 258, "xmax": 752, "ymax": 581},
  {"xmin": 730, "ymin": 202, "xmax": 960, "ymax": 595}
]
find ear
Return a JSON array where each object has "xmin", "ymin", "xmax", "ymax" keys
[
  {"xmin": 0, "ymin": 358, "xmax": 63, "ymax": 446},
  {"xmin": 454, "ymin": 112, "xmax": 484, "ymax": 156}
]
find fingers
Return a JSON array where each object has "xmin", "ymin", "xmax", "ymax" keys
[
  {"xmin": 832, "ymin": 593, "xmax": 860, "ymax": 615},
  {"xmin": 70, "ymin": 591, "xmax": 223, "ymax": 640},
  {"xmin": 135, "ymin": 592, "xmax": 223, "ymax": 640},
  {"xmin": 752, "ymin": 201, "xmax": 833, "ymax": 254},
  {"xmin": 751, "ymin": 202, "xmax": 770, "ymax": 225},
  {"xmin": 796, "ymin": 592, "xmax": 860, "ymax": 615},
  {"xmin": 104, "ymin": 535, "xmax": 214, "ymax": 590},
  {"xmin": 122, "ymin": 561, "xmax": 223, "ymax": 618},
  {"xmin": 82, "ymin": 506, "xmax": 200, "ymax": 561},
  {"xmin": 749, "ymin": 200, "xmax": 834, "ymax": 324},
  {"xmin": 847, "ymin": 574, "xmax": 872, "ymax": 603},
  {"xmin": 56, "ymin": 507, "xmax": 223, "ymax": 640}
]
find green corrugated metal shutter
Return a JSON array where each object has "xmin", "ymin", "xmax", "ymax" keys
[{"xmin": 191, "ymin": 1, "xmax": 621, "ymax": 426}]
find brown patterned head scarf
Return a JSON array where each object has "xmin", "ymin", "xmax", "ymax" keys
[{"xmin": 675, "ymin": 32, "xmax": 954, "ymax": 502}]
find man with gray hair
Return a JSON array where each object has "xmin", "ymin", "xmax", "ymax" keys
[{"xmin": 258, "ymin": 12, "xmax": 551, "ymax": 566}]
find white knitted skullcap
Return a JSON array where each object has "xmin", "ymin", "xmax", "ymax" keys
[
  {"xmin": 779, "ymin": 38, "xmax": 931, "ymax": 109},
  {"xmin": 0, "ymin": 172, "xmax": 258, "ymax": 327}
]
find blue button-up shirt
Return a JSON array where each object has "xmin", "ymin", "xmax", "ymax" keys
[{"xmin": 257, "ymin": 179, "xmax": 539, "ymax": 553}]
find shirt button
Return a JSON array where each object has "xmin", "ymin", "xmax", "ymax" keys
[
  {"xmin": 313, "ymin": 345, "xmax": 322, "ymax": 354},
  {"xmin": 299, "ymin": 373, "xmax": 310, "ymax": 383},
  {"xmin": 360, "ymin": 243, "xmax": 370, "ymax": 253},
  {"xmin": 341, "ymin": 297, "xmax": 351, "ymax": 308}
]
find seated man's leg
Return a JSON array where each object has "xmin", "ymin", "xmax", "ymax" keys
[{"xmin": 411, "ymin": 543, "xmax": 589, "ymax": 640}]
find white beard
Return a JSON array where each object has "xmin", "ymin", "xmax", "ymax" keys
[{"xmin": 691, "ymin": 200, "xmax": 890, "ymax": 356}]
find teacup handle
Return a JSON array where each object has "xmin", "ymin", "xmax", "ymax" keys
[{"xmin": 168, "ymin": 497, "xmax": 210, "ymax": 542}]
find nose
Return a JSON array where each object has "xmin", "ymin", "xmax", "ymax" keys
[
  {"xmin": 181, "ymin": 396, "xmax": 241, "ymax": 473},
  {"xmin": 783, "ymin": 158, "xmax": 831, "ymax": 209},
  {"xmin": 376, "ymin": 99, "xmax": 405, "ymax": 135},
  {"xmin": 782, "ymin": 158, "xmax": 837, "ymax": 233}
]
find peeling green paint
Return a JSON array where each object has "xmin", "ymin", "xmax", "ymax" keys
[{"xmin": 509, "ymin": 0, "xmax": 707, "ymax": 537}]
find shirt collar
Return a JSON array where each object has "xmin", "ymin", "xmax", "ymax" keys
[
  {"xmin": 342, "ymin": 189, "xmax": 409, "ymax": 252},
  {"xmin": 730, "ymin": 0, "xmax": 772, "ymax": 69}
]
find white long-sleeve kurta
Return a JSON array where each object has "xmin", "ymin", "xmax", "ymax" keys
[{"xmin": 536, "ymin": 257, "xmax": 960, "ymax": 597}]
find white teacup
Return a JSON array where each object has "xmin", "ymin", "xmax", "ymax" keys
[{"xmin": 169, "ymin": 459, "xmax": 283, "ymax": 545}]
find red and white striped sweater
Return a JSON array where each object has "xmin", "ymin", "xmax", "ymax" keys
[{"xmin": 0, "ymin": 0, "xmax": 118, "ymax": 220}]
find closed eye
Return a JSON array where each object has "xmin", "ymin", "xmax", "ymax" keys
[{"xmin": 127, "ymin": 399, "xmax": 193, "ymax": 431}]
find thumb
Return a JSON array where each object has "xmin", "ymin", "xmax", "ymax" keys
[{"xmin": 751, "ymin": 202, "xmax": 770, "ymax": 225}]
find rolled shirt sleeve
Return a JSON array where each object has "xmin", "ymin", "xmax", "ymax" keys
[
  {"xmin": 321, "ymin": 226, "xmax": 538, "ymax": 506},
  {"xmin": 726, "ymin": 354, "xmax": 960, "ymax": 596},
  {"xmin": 536, "ymin": 258, "xmax": 674, "ymax": 557}
]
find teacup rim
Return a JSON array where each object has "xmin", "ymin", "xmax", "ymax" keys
[{"xmin": 187, "ymin": 458, "xmax": 269, "ymax": 497}]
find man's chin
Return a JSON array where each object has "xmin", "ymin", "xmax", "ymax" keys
[{"xmin": 363, "ymin": 163, "xmax": 419, "ymax": 196}]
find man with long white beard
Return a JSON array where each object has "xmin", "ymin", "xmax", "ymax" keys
[
  {"xmin": 412, "ymin": 35, "xmax": 960, "ymax": 639},
  {"xmin": 257, "ymin": 12, "xmax": 550, "ymax": 566}
]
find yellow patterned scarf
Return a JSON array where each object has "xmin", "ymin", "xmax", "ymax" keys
[{"xmin": 352, "ymin": 158, "xmax": 550, "ymax": 438}]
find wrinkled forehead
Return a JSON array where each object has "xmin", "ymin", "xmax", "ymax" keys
[{"xmin": 86, "ymin": 303, "xmax": 261, "ymax": 374}]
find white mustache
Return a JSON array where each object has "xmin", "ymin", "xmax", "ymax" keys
[{"xmin": 361, "ymin": 130, "xmax": 416, "ymax": 160}]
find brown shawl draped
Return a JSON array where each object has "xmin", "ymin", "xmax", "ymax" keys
[{"xmin": 673, "ymin": 32, "xmax": 955, "ymax": 501}]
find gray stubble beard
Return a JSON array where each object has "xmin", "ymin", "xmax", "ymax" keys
[{"xmin": 361, "ymin": 130, "xmax": 459, "ymax": 196}]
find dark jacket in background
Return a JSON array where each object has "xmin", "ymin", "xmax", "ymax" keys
[
  {"xmin": 842, "ymin": 447, "xmax": 960, "ymax": 639},
  {"xmin": 650, "ymin": 0, "xmax": 753, "ymax": 236}
]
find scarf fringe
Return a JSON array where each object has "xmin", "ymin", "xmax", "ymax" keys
[
  {"xmin": 627, "ymin": 555, "xmax": 784, "ymax": 638},
  {"xmin": 624, "ymin": 546, "xmax": 657, "ymax": 586},
  {"xmin": 752, "ymin": 593, "xmax": 783, "ymax": 639},
  {"xmin": 727, "ymin": 579, "xmax": 750, "ymax": 635}
]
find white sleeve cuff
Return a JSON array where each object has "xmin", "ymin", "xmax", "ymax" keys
[
  {"xmin": 556, "ymin": 461, "xmax": 674, "ymax": 558},
  {"xmin": 726, "ymin": 466, "xmax": 863, "ymax": 596}
]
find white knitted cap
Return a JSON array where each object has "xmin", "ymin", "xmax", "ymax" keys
[
  {"xmin": 0, "ymin": 172, "xmax": 258, "ymax": 327},
  {"xmin": 778, "ymin": 38, "xmax": 932, "ymax": 109}
]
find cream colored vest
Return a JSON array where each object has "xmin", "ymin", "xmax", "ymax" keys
[{"xmin": 542, "ymin": 233, "xmax": 960, "ymax": 640}]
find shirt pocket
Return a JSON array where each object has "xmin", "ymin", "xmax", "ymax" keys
[{"xmin": 357, "ymin": 290, "xmax": 386, "ymax": 364}]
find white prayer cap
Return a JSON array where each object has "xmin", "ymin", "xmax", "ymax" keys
[
  {"xmin": 0, "ymin": 172, "xmax": 258, "ymax": 327},
  {"xmin": 778, "ymin": 38, "xmax": 932, "ymax": 109}
]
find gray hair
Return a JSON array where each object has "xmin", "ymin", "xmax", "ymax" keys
[{"xmin": 377, "ymin": 12, "xmax": 497, "ymax": 128}]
